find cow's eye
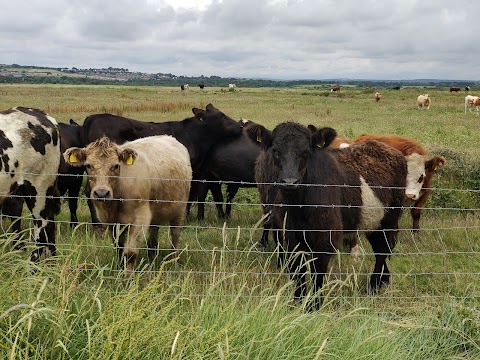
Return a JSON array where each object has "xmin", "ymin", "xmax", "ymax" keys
[
  {"xmin": 418, "ymin": 174, "xmax": 425, "ymax": 183},
  {"xmin": 111, "ymin": 164, "xmax": 120, "ymax": 172},
  {"xmin": 85, "ymin": 164, "xmax": 92, "ymax": 170}
]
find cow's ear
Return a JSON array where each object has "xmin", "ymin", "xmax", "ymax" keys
[
  {"xmin": 307, "ymin": 124, "xmax": 317, "ymax": 133},
  {"xmin": 312, "ymin": 127, "xmax": 337, "ymax": 148},
  {"xmin": 192, "ymin": 107, "xmax": 206, "ymax": 121},
  {"xmin": 426, "ymin": 156, "xmax": 446, "ymax": 172},
  {"xmin": 119, "ymin": 149, "xmax": 138, "ymax": 165},
  {"xmin": 64, "ymin": 147, "xmax": 87, "ymax": 167},
  {"xmin": 69, "ymin": 119, "xmax": 80, "ymax": 126},
  {"xmin": 245, "ymin": 124, "xmax": 272, "ymax": 150}
]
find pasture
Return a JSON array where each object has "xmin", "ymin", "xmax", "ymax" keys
[{"xmin": 1, "ymin": 84, "xmax": 480, "ymax": 359}]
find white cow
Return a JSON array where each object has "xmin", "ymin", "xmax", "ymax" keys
[
  {"xmin": 465, "ymin": 95, "xmax": 480, "ymax": 114},
  {"xmin": 228, "ymin": 84, "xmax": 236, "ymax": 89},
  {"xmin": 417, "ymin": 94, "xmax": 430, "ymax": 110}
]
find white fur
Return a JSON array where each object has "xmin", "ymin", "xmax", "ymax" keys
[
  {"xmin": 405, "ymin": 153, "xmax": 426, "ymax": 200},
  {"xmin": 417, "ymin": 94, "xmax": 430, "ymax": 110},
  {"xmin": 465, "ymin": 95, "xmax": 480, "ymax": 114},
  {"xmin": 358, "ymin": 176, "xmax": 385, "ymax": 230}
]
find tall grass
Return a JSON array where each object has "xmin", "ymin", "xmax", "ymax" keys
[{"xmin": 1, "ymin": 84, "xmax": 480, "ymax": 358}]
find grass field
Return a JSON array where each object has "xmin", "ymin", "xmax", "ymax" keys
[{"xmin": 1, "ymin": 84, "xmax": 480, "ymax": 359}]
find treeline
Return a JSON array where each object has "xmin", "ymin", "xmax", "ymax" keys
[{"xmin": 0, "ymin": 73, "xmax": 477, "ymax": 89}]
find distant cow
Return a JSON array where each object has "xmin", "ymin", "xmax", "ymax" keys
[
  {"xmin": 374, "ymin": 92, "xmax": 382, "ymax": 102},
  {"xmin": 250, "ymin": 122, "xmax": 406, "ymax": 305},
  {"xmin": 465, "ymin": 86, "xmax": 471, "ymax": 92},
  {"xmin": 391, "ymin": 86, "xmax": 401, "ymax": 90},
  {"xmin": 417, "ymin": 94, "xmax": 430, "ymax": 110},
  {"xmin": 0, "ymin": 107, "xmax": 61, "ymax": 261},
  {"xmin": 78, "ymin": 104, "xmax": 243, "ymax": 225},
  {"xmin": 352, "ymin": 134, "xmax": 446, "ymax": 231},
  {"xmin": 199, "ymin": 84, "xmax": 205, "ymax": 90},
  {"xmin": 465, "ymin": 95, "xmax": 480, "ymax": 114},
  {"xmin": 450, "ymin": 87, "xmax": 461, "ymax": 92},
  {"xmin": 330, "ymin": 85, "xmax": 340, "ymax": 92},
  {"xmin": 228, "ymin": 84, "xmax": 236, "ymax": 89},
  {"xmin": 64, "ymin": 136, "xmax": 192, "ymax": 275},
  {"xmin": 180, "ymin": 84, "xmax": 189, "ymax": 91}
]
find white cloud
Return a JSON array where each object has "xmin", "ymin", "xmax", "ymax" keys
[{"xmin": 0, "ymin": 0, "xmax": 478, "ymax": 80}]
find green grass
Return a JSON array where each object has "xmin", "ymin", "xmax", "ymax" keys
[{"xmin": 1, "ymin": 84, "xmax": 480, "ymax": 358}]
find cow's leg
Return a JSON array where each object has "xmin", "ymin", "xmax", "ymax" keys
[
  {"xmin": 168, "ymin": 211, "xmax": 186, "ymax": 260},
  {"xmin": 186, "ymin": 181, "xmax": 198, "ymax": 220},
  {"xmin": 209, "ymin": 182, "xmax": 226, "ymax": 219},
  {"xmin": 147, "ymin": 225, "xmax": 159, "ymax": 262},
  {"xmin": 195, "ymin": 181, "xmax": 209, "ymax": 220},
  {"xmin": 310, "ymin": 252, "xmax": 332, "ymax": 310},
  {"xmin": 85, "ymin": 181, "xmax": 106, "ymax": 236},
  {"xmin": 67, "ymin": 175, "xmax": 83, "ymax": 226},
  {"xmin": 2, "ymin": 197, "xmax": 25, "ymax": 247},
  {"xmin": 366, "ymin": 228, "xmax": 397, "ymax": 293},
  {"xmin": 24, "ymin": 182, "xmax": 60, "ymax": 262},
  {"xmin": 410, "ymin": 189, "xmax": 431, "ymax": 231},
  {"xmin": 225, "ymin": 184, "xmax": 240, "ymax": 219}
]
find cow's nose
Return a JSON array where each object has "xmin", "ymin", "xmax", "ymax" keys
[
  {"xmin": 405, "ymin": 193, "xmax": 417, "ymax": 200},
  {"xmin": 279, "ymin": 177, "xmax": 300, "ymax": 190},
  {"xmin": 93, "ymin": 189, "xmax": 111, "ymax": 199}
]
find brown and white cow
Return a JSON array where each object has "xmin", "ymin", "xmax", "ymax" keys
[
  {"xmin": 64, "ymin": 135, "xmax": 192, "ymax": 275},
  {"xmin": 352, "ymin": 134, "xmax": 446, "ymax": 231},
  {"xmin": 0, "ymin": 107, "xmax": 61, "ymax": 261},
  {"xmin": 374, "ymin": 92, "xmax": 382, "ymax": 102},
  {"xmin": 250, "ymin": 122, "xmax": 406, "ymax": 306},
  {"xmin": 465, "ymin": 95, "xmax": 480, "ymax": 114},
  {"xmin": 417, "ymin": 94, "xmax": 430, "ymax": 110}
]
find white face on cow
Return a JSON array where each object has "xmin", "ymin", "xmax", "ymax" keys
[{"xmin": 405, "ymin": 153, "xmax": 426, "ymax": 201}]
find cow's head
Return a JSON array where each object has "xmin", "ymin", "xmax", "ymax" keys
[
  {"xmin": 247, "ymin": 121, "xmax": 336, "ymax": 191},
  {"xmin": 192, "ymin": 103, "xmax": 243, "ymax": 139},
  {"xmin": 405, "ymin": 154, "xmax": 446, "ymax": 201},
  {"xmin": 64, "ymin": 137, "xmax": 137, "ymax": 200}
]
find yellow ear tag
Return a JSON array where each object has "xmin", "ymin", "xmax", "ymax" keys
[
  {"xmin": 126, "ymin": 154, "xmax": 134, "ymax": 165},
  {"xmin": 433, "ymin": 166, "xmax": 438, "ymax": 171},
  {"xmin": 69, "ymin": 153, "xmax": 78, "ymax": 163},
  {"xmin": 316, "ymin": 142, "xmax": 324, "ymax": 148},
  {"xmin": 256, "ymin": 135, "xmax": 261, "ymax": 143}
]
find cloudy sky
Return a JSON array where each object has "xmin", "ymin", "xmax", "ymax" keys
[{"xmin": 1, "ymin": 0, "xmax": 478, "ymax": 80}]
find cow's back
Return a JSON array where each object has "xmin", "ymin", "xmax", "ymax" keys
[
  {"xmin": 115, "ymin": 135, "xmax": 192, "ymax": 223},
  {"xmin": 353, "ymin": 134, "xmax": 428, "ymax": 156}
]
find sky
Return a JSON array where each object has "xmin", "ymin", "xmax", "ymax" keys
[{"xmin": 1, "ymin": 0, "xmax": 478, "ymax": 80}]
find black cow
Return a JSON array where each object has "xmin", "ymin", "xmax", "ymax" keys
[
  {"xmin": 0, "ymin": 107, "xmax": 61, "ymax": 261},
  {"xmin": 391, "ymin": 86, "xmax": 401, "ymax": 90},
  {"xmin": 250, "ymin": 122, "xmax": 406, "ymax": 308},
  {"xmin": 195, "ymin": 120, "xmax": 261, "ymax": 220},
  {"xmin": 199, "ymin": 84, "xmax": 205, "ymax": 90},
  {"xmin": 78, "ymin": 104, "xmax": 243, "ymax": 226}
]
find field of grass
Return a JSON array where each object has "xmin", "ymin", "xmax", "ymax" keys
[{"xmin": 1, "ymin": 84, "xmax": 480, "ymax": 359}]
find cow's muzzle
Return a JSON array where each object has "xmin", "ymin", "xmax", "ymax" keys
[{"xmin": 93, "ymin": 188, "xmax": 112, "ymax": 200}]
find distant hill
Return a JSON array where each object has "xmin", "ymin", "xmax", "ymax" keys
[{"xmin": 0, "ymin": 64, "xmax": 478, "ymax": 88}]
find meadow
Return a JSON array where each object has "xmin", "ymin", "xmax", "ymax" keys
[{"xmin": 1, "ymin": 84, "xmax": 480, "ymax": 359}]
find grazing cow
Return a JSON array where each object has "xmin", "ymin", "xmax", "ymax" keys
[
  {"xmin": 465, "ymin": 86, "xmax": 471, "ymax": 92},
  {"xmin": 417, "ymin": 94, "xmax": 430, "ymax": 110},
  {"xmin": 352, "ymin": 134, "xmax": 446, "ymax": 231},
  {"xmin": 0, "ymin": 107, "xmax": 61, "ymax": 261},
  {"xmin": 450, "ymin": 87, "xmax": 461, "ymax": 92},
  {"xmin": 465, "ymin": 95, "xmax": 480, "ymax": 114},
  {"xmin": 250, "ymin": 122, "xmax": 406, "ymax": 306},
  {"xmin": 199, "ymin": 84, "xmax": 205, "ymax": 90},
  {"xmin": 64, "ymin": 136, "xmax": 192, "ymax": 275},
  {"xmin": 79, "ymin": 104, "xmax": 243, "ymax": 225},
  {"xmin": 330, "ymin": 85, "xmax": 340, "ymax": 92},
  {"xmin": 195, "ymin": 119, "xmax": 262, "ymax": 220},
  {"xmin": 391, "ymin": 86, "xmax": 401, "ymax": 90},
  {"xmin": 228, "ymin": 84, "xmax": 236, "ymax": 89},
  {"xmin": 374, "ymin": 92, "xmax": 382, "ymax": 102},
  {"xmin": 180, "ymin": 84, "xmax": 189, "ymax": 91}
]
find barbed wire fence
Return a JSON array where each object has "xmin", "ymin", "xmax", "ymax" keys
[{"xmin": 1, "ymin": 172, "xmax": 480, "ymax": 302}]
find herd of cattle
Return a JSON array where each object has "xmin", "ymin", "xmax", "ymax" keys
[{"xmin": 0, "ymin": 100, "xmax": 452, "ymax": 305}]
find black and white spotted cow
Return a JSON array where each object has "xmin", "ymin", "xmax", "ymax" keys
[{"xmin": 0, "ymin": 107, "xmax": 61, "ymax": 261}]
